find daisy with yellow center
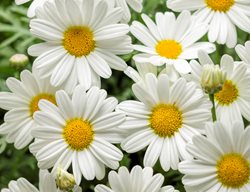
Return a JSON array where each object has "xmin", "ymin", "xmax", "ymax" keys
[
  {"xmin": 28, "ymin": 0, "xmax": 132, "ymax": 92},
  {"xmin": 179, "ymin": 121, "xmax": 250, "ymax": 192},
  {"xmin": 190, "ymin": 51, "xmax": 250, "ymax": 127},
  {"xmin": 30, "ymin": 86, "xmax": 125, "ymax": 184},
  {"xmin": 167, "ymin": 0, "xmax": 250, "ymax": 48},
  {"xmin": 95, "ymin": 166, "xmax": 179, "ymax": 192},
  {"xmin": 0, "ymin": 69, "xmax": 59, "ymax": 149},
  {"xmin": 130, "ymin": 11, "xmax": 215, "ymax": 74},
  {"xmin": 116, "ymin": 73, "xmax": 212, "ymax": 171}
]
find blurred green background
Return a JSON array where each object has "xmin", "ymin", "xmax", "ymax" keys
[{"xmin": 0, "ymin": 0, "xmax": 249, "ymax": 191}]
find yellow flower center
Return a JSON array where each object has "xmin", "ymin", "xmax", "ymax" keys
[
  {"xmin": 217, "ymin": 153, "xmax": 250, "ymax": 188},
  {"xmin": 155, "ymin": 40, "xmax": 182, "ymax": 59},
  {"xmin": 206, "ymin": 0, "xmax": 235, "ymax": 12},
  {"xmin": 63, "ymin": 26, "xmax": 95, "ymax": 57},
  {"xmin": 63, "ymin": 118, "xmax": 94, "ymax": 151},
  {"xmin": 215, "ymin": 80, "xmax": 238, "ymax": 105},
  {"xmin": 149, "ymin": 104, "xmax": 183, "ymax": 137},
  {"xmin": 29, "ymin": 93, "xmax": 56, "ymax": 117}
]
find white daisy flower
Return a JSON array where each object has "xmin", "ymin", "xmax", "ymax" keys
[
  {"xmin": 167, "ymin": 0, "xmax": 250, "ymax": 48},
  {"xmin": 190, "ymin": 51, "xmax": 250, "ymax": 126},
  {"xmin": 1, "ymin": 170, "xmax": 81, "ymax": 192},
  {"xmin": 115, "ymin": 0, "xmax": 143, "ymax": 22},
  {"xmin": 95, "ymin": 165, "xmax": 179, "ymax": 192},
  {"xmin": 130, "ymin": 11, "xmax": 215, "ymax": 74},
  {"xmin": 236, "ymin": 41, "xmax": 250, "ymax": 70},
  {"xmin": 0, "ymin": 69, "xmax": 59, "ymax": 149},
  {"xmin": 116, "ymin": 73, "xmax": 212, "ymax": 171},
  {"xmin": 179, "ymin": 121, "xmax": 250, "ymax": 192},
  {"xmin": 30, "ymin": 85, "xmax": 125, "ymax": 184},
  {"xmin": 28, "ymin": 0, "xmax": 133, "ymax": 90}
]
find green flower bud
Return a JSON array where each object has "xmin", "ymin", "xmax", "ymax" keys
[
  {"xmin": 56, "ymin": 167, "xmax": 76, "ymax": 192},
  {"xmin": 201, "ymin": 64, "xmax": 226, "ymax": 94},
  {"xmin": 9, "ymin": 54, "xmax": 29, "ymax": 69}
]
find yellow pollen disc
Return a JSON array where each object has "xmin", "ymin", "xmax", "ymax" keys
[
  {"xmin": 149, "ymin": 104, "xmax": 183, "ymax": 137},
  {"xmin": 217, "ymin": 153, "xmax": 250, "ymax": 188},
  {"xmin": 63, "ymin": 118, "xmax": 94, "ymax": 151},
  {"xmin": 206, "ymin": 0, "xmax": 235, "ymax": 12},
  {"xmin": 215, "ymin": 80, "xmax": 238, "ymax": 105},
  {"xmin": 29, "ymin": 93, "xmax": 56, "ymax": 117},
  {"xmin": 155, "ymin": 40, "xmax": 182, "ymax": 59},
  {"xmin": 63, "ymin": 26, "xmax": 95, "ymax": 57}
]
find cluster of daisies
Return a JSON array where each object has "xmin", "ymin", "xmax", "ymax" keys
[{"xmin": 1, "ymin": 0, "xmax": 250, "ymax": 191}]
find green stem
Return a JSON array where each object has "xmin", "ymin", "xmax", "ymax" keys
[
  {"xmin": 217, "ymin": 44, "xmax": 225, "ymax": 62},
  {"xmin": 245, "ymin": 33, "xmax": 250, "ymax": 42},
  {"xmin": 209, "ymin": 94, "xmax": 217, "ymax": 122}
]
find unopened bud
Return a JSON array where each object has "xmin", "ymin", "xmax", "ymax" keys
[
  {"xmin": 56, "ymin": 167, "xmax": 76, "ymax": 191},
  {"xmin": 201, "ymin": 64, "xmax": 226, "ymax": 94},
  {"xmin": 9, "ymin": 54, "xmax": 29, "ymax": 69}
]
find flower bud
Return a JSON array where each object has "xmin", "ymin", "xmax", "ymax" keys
[
  {"xmin": 9, "ymin": 54, "xmax": 29, "ymax": 69},
  {"xmin": 56, "ymin": 167, "xmax": 76, "ymax": 191},
  {"xmin": 201, "ymin": 64, "xmax": 226, "ymax": 94}
]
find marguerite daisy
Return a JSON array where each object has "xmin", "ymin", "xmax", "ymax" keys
[
  {"xmin": 1, "ymin": 170, "xmax": 81, "ymax": 192},
  {"xmin": 190, "ymin": 51, "xmax": 250, "ymax": 126},
  {"xmin": 179, "ymin": 121, "xmax": 250, "ymax": 192},
  {"xmin": 30, "ymin": 85, "xmax": 125, "ymax": 184},
  {"xmin": 236, "ymin": 41, "xmax": 250, "ymax": 70},
  {"xmin": 167, "ymin": 0, "xmax": 250, "ymax": 48},
  {"xmin": 28, "ymin": 0, "xmax": 133, "ymax": 90},
  {"xmin": 95, "ymin": 165, "xmax": 179, "ymax": 192},
  {"xmin": 0, "ymin": 69, "xmax": 59, "ymax": 149},
  {"xmin": 130, "ymin": 11, "xmax": 215, "ymax": 74},
  {"xmin": 116, "ymin": 73, "xmax": 212, "ymax": 171}
]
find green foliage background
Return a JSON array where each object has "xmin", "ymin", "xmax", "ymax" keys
[{"xmin": 0, "ymin": 0, "xmax": 249, "ymax": 191}]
